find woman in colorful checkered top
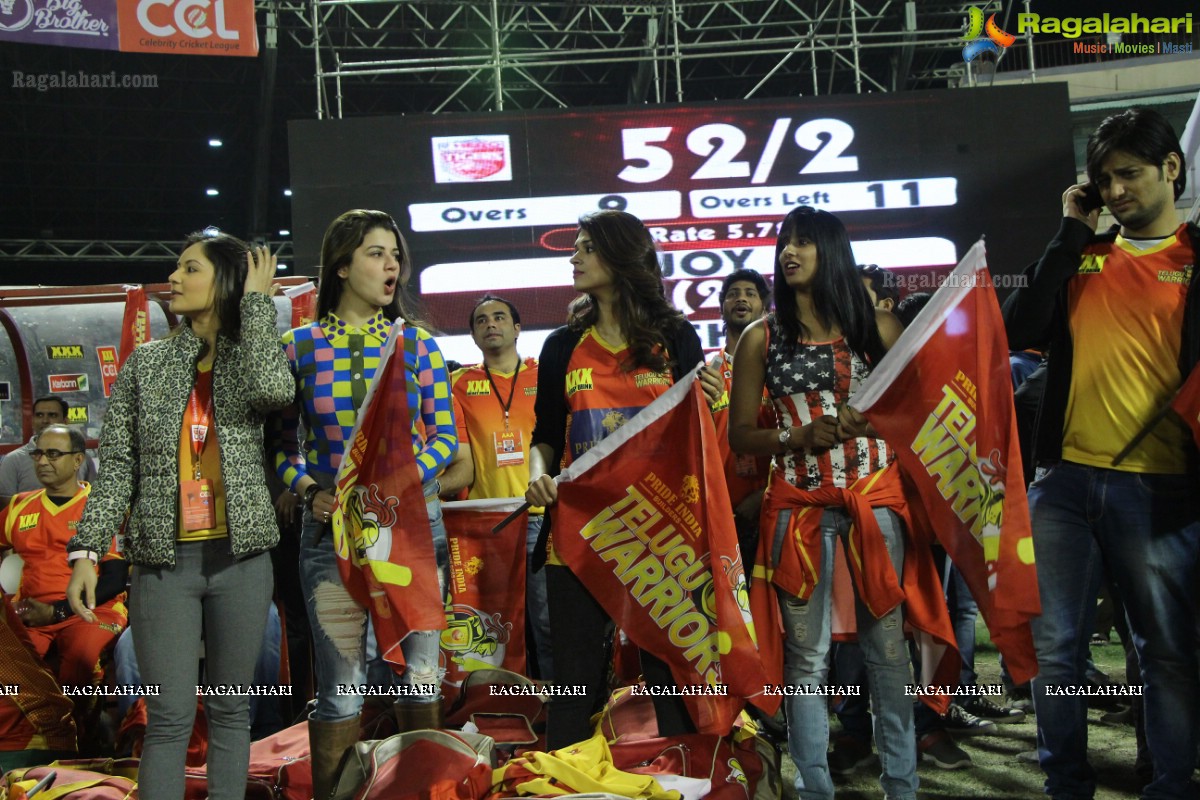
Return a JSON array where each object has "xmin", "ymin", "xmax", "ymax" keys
[{"xmin": 271, "ymin": 209, "xmax": 457, "ymax": 800}]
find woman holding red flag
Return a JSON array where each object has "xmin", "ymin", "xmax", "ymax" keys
[
  {"xmin": 729, "ymin": 205, "xmax": 918, "ymax": 800},
  {"xmin": 272, "ymin": 209, "xmax": 457, "ymax": 799},
  {"xmin": 525, "ymin": 209, "xmax": 722, "ymax": 748}
]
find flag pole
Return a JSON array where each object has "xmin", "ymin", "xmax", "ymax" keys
[
  {"xmin": 489, "ymin": 362, "xmax": 708, "ymax": 535},
  {"xmin": 1111, "ymin": 402, "xmax": 1174, "ymax": 467},
  {"xmin": 491, "ymin": 500, "xmax": 531, "ymax": 534}
]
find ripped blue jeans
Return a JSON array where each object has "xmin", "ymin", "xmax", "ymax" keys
[
  {"xmin": 299, "ymin": 481, "xmax": 450, "ymax": 721},
  {"xmin": 774, "ymin": 506, "xmax": 916, "ymax": 800}
]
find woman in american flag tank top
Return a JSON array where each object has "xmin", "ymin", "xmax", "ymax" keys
[{"xmin": 729, "ymin": 206, "xmax": 917, "ymax": 800}]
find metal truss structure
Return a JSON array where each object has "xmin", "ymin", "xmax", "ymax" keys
[
  {"xmin": 0, "ymin": 241, "xmax": 294, "ymax": 261},
  {"xmin": 266, "ymin": 0, "xmax": 999, "ymax": 118},
  {"xmin": 8, "ymin": 1, "xmax": 1189, "ymax": 266}
]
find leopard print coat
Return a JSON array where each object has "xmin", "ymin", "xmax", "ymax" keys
[{"xmin": 69, "ymin": 293, "xmax": 294, "ymax": 567}]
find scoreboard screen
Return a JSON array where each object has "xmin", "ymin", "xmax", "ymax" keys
[{"xmin": 290, "ymin": 84, "xmax": 1074, "ymax": 363}]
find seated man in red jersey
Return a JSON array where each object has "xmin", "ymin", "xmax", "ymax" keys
[{"xmin": 0, "ymin": 425, "xmax": 128, "ymax": 689}]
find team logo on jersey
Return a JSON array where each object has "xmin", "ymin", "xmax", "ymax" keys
[
  {"xmin": 711, "ymin": 389, "xmax": 730, "ymax": 413},
  {"xmin": 566, "ymin": 367, "xmax": 594, "ymax": 396},
  {"xmin": 1078, "ymin": 254, "xmax": 1106, "ymax": 274},
  {"xmin": 18, "ymin": 512, "xmax": 40, "ymax": 531},
  {"xmin": 465, "ymin": 379, "xmax": 492, "ymax": 396},
  {"xmin": 634, "ymin": 371, "xmax": 671, "ymax": 389},
  {"xmin": 1158, "ymin": 264, "xmax": 1193, "ymax": 285},
  {"xmin": 600, "ymin": 410, "xmax": 627, "ymax": 434}
]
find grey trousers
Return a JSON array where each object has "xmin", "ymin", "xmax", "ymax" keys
[{"xmin": 129, "ymin": 539, "xmax": 273, "ymax": 800}]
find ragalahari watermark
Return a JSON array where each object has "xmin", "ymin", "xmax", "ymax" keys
[{"xmin": 12, "ymin": 70, "xmax": 158, "ymax": 92}]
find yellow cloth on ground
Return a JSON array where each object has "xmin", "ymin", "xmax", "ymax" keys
[{"xmin": 494, "ymin": 732, "xmax": 680, "ymax": 800}]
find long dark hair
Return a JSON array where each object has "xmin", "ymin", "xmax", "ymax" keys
[
  {"xmin": 178, "ymin": 229, "xmax": 251, "ymax": 341},
  {"xmin": 315, "ymin": 209, "xmax": 422, "ymax": 325},
  {"xmin": 568, "ymin": 210, "xmax": 686, "ymax": 373},
  {"xmin": 772, "ymin": 206, "xmax": 884, "ymax": 367}
]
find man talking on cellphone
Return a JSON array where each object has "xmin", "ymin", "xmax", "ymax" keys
[{"xmin": 1004, "ymin": 107, "xmax": 1200, "ymax": 800}]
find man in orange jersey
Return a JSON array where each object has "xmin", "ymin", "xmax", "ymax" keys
[
  {"xmin": 0, "ymin": 425, "xmax": 127, "ymax": 689},
  {"xmin": 447, "ymin": 295, "xmax": 551, "ymax": 679},
  {"xmin": 1004, "ymin": 107, "xmax": 1199, "ymax": 800}
]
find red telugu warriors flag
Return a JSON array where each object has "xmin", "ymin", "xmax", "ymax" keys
[
  {"xmin": 849, "ymin": 240, "xmax": 1041, "ymax": 686},
  {"xmin": 439, "ymin": 499, "xmax": 529, "ymax": 703},
  {"xmin": 552, "ymin": 366, "xmax": 766, "ymax": 734},
  {"xmin": 333, "ymin": 324, "xmax": 446, "ymax": 671},
  {"xmin": 118, "ymin": 285, "xmax": 150, "ymax": 368}
]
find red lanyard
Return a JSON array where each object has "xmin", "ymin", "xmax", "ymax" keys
[
  {"xmin": 188, "ymin": 372, "xmax": 214, "ymax": 480},
  {"xmin": 483, "ymin": 361, "xmax": 520, "ymax": 432}
]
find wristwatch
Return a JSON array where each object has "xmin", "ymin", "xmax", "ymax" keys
[
  {"xmin": 303, "ymin": 484, "xmax": 321, "ymax": 510},
  {"xmin": 778, "ymin": 427, "xmax": 792, "ymax": 451}
]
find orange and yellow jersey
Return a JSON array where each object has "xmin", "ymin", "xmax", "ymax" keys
[
  {"xmin": 562, "ymin": 329, "xmax": 672, "ymax": 467},
  {"xmin": 0, "ymin": 484, "xmax": 122, "ymax": 604},
  {"xmin": 548, "ymin": 329, "xmax": 672, "ymax": 566},
  {"xmin": 709, "ymin": 347, "xmax": 775, "ymax": 506},
  {"xmin": 1063, "ymin": 226, "xmax": 1195, "ymax": 473},
  {"xmin": 451, "ymin": 358, "xmax": 540, "ymax": 506},
  {"xmin": 177, "ymin": 362, "xmax": 227, "ymax": 541}
]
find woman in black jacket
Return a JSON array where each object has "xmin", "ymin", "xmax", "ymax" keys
[{"xmin": 525, "ymin": 209, "xmax": 720, "ymax": 747}]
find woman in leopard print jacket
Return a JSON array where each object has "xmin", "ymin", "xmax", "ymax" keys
[{"xmin": 67, "ymin": 230, "xmax": 293, "ymax": 800}]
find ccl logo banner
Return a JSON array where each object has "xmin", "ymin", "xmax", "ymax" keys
[{"xmin": 118, "ymin": 0, "xmax": 257, "ymax": 56}]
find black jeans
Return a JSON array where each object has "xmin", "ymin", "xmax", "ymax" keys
[{"xmin": 545, "ymin": 565, "xmax": 695, "ymax": 748}]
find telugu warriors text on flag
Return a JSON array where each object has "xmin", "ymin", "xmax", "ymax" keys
[
  {"xmin": 551, "ymin": 367, "xmax": 767, "ymax": 733},
  {"xmin": 850, "ymin": 240, "xmax": 1040, "ymax": 685}
]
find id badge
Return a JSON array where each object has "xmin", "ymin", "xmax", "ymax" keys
[
  {"xmin": 493, "ymin": 430, "xmax": 525, "ymax": 468},
  {"xmin": 180, "ymin": 479, "xmax": 216, "ymax": 531}
]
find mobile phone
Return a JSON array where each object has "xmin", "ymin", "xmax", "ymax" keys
[{"xmin": 1075, "ymin": 184, "xmax": 1103, "ymax": 214}]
